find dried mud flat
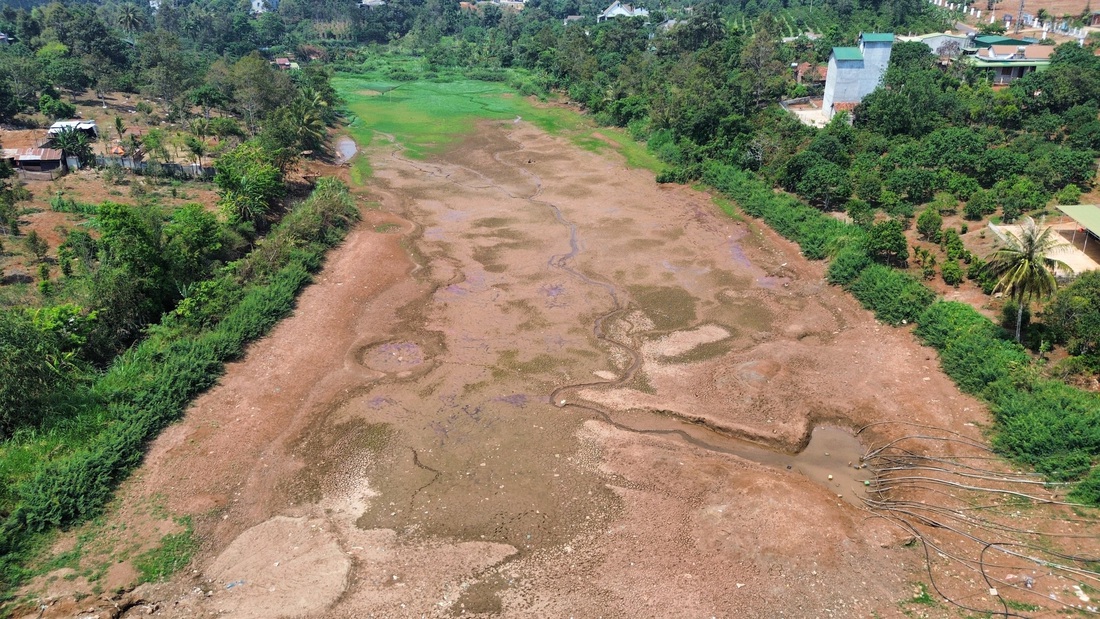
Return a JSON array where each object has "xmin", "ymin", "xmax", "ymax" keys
[{"xmin": 20, "ymin": 122, "xmax": 1098, "ymax": 619}]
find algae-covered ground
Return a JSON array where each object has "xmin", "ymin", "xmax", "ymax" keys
[{"xmin": 334, "ymin": 56, "xmax": 663, "ymax": 172}]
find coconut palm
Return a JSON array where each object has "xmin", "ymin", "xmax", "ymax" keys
[
  {"xmin": 117, "ymin": 4, "xmax": 145, "ymax": 35},
  {"xmin": 986, "ymin": 217, "xmax": 1072, "ymax": 342}
]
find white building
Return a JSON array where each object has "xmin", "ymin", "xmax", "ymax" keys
[
  {"xmin": 898, "ymin": 31, "xmax": 975, "ymax": 57},
  {"xmin": 597, "ymin": 1, "xmax": 649, "ymax": 22},
  {"xmin": 251, "ymin": 0, "xmax": 278, "ymax": 14},
  {"xmin": 821, "ymin": 32, "xmax": 893, "ymax": 119}
]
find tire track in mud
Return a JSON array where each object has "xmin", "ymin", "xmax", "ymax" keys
[{"xmin": 378, "ymin": 122, "xmax": 870, "ymax": 490}]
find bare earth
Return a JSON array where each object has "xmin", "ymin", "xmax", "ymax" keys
[{"xmin": 19, "ymin": 121, "xmax": 1098, "ymax": 618}]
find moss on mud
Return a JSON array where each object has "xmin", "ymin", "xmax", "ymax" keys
[{"xmin": 628, "ymin": 285, "xmax": 697, "ymax": 331}]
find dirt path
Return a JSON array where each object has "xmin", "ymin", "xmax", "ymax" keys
[{"xmin": 20, "ymin": 120, "xmax": 1093, "ymax": 618}]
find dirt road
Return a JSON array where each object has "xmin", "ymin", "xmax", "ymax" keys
[{"xmin": 22, "ymin": 120, "xmax": 1089, "ymax": 618}]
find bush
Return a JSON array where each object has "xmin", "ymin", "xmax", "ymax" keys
[
  {"xmin": 914, "ymin": 301, "xmax": 1002, "ymax": 349},
  {"xmin": 941, "ymin": 260, "xmax": 963, "ymax": 287},
  {"xmin": 849, "ymin": 264, "xmax": 935, "ymax": 325},
  {"xmin": 1069, "ymin": 466, "xmax": 1100, "ymax": 504},
  {"xmin": 826, "ymin": 243, "xmax": 872, "ymax": 287},
  {"xmin": 38, "ymin": 95, "xmax": 76, "ymax": 121},
  {"xmin": 1055, "ymin": 184, "xmax": 1082, "ymax": 205},
  {"xmin": 964, "ymin": 189, "xmax": 997, "ymax": 221},
  {"xmin": 916, "ymin": 207, "xmax": 942, "ymax": 242}
]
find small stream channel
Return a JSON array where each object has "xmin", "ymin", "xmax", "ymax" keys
[{"xmin": 363, "ymin": 126, "xmax": 873, "ymax": 508}]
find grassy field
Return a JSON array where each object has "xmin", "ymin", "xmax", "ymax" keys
[{"xmin": 334, "ymin": 62, "xmax": 663, "ymax": 174}]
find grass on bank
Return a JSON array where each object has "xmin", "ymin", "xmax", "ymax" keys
[{"xmin": 0, "ymin": 179, "xmax": 360, "ymax": 603}]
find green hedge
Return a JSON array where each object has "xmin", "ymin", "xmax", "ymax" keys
[
  {"xmin": 849, "ymin": 264, "xmax": 935, "ymax": 326},
  {"xmin": 0, "ymin": 179, "xmax": 359, "ymax": 592},
  {"xmin": 703, "ymin": 161, "xmax": 1100, "ymax": 505}
]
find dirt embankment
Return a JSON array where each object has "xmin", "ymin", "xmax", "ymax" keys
[{"xmin": 19, "ymin": 121, "xmax": 1096, "ymax": 619}]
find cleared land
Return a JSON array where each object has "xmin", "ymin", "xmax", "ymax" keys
[{"xmin": 16, "ymin": 81, "xmax": 1100, "ymax": 618}]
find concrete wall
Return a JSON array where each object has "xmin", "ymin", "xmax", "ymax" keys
[
  {"xmin": 858, "ymin": 40, "xmax": 892, "ymax": 99},
  {"xmin": 822, "ymin": 57, "xmax": 865, "ymax": 116}
]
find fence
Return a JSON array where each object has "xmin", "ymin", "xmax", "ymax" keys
[
  {"xmin": 15, "ymin": 168, "xmax": 64, "ymax": 181},
  {"xmin": 95, "ymin": 156, "xmax": 216, "ymax": 179}
]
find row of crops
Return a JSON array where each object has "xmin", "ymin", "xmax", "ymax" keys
[{"xmin": 727, "ymin": 6, "xmax": 835, "ymax": 36}]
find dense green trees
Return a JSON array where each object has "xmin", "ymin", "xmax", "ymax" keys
[{"xmin": 1047, "ymin": 270, "xmax": 1100, "ymax": 369}]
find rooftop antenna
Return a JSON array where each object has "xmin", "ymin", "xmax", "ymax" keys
[{"xmin": 1015, "ymin": 0, "xmax": 1024, "ymax": 33}]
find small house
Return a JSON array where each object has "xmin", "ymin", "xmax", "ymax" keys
[
  {"xmin": 274, "ymin": 57, "xmax": 292, "ymax": 70},
  {"xmin": 796, "ymin": 62, "xmax": 828, "ymax": 84},
  {"xmin": 47, "ymin": 120, "xmax": 99, "ymax": 141},
  {"xmin": 1, "ymin": 148, "xmax": 66, "ymax": 179},
  {"xmin": 0, "ymin": 32, "xmax": 11, "ymax": 45},
  {"xmin": 563, "ymin": 15, "xmax": 583, "ymax": 25},
  {"xmin": 969, "ymin": 44, "xmax": 1053, "ymax": 84},
  {"xmin": 1090, "ymin": 10, "xmax": 1100, "ymax": 27},
  {"xmin": 597, "ymin": 1, "xmax": 649, "ymax": 22}
]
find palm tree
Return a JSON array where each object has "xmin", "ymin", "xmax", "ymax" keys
[
  {"xmin": 114, "ymin": 115, "xmax": 126, "ymax": 142},
  {"xmin": 51, "ymin": 127, "xmax": 93, "ymax": 169},
  {"xmin": 185, "ymin": 135, "xmax": 206, "ymax": 170},
  {"xmin": 117, "ymin": 4, "xmax": 145, "ymax": 36},
  {"xmin": 985, "ymin": 217, "xmax": 1072, "ymax": 342}
]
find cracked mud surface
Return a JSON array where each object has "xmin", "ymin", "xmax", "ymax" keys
[{"xmin": 22, "ymin": 120, "xmax": 1044, "ymax": 618}]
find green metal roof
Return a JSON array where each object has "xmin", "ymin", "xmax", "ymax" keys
[
  {"xmin": 861, "ymin": 32, "xmax": 894, "ymax": 42},
  {"xmin": 1057, "ymin": 205, "xmax": 1100, "ymax": 237},
  {"xmin": 833, "ymin": 47, "xmax": 863, "ymax": 61},
  {"xmin": 973, "ymin": 35, "xmax": 1032, "ymax": 47},
  {"xmin": 969, "ymin": 56, "xmax": 1051, "ymax": 68}
]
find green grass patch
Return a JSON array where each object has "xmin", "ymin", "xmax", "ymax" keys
[
  {"xmin": 349, "ymin": 155, "xmax": 372, "ymax": 186},
  {"xmin": 908, "ymin": 582, "xmax": 937, "ymax": 606},
  {"xmin": 134, "ymin": 517, "xmax": 195, "ymax": 584},
  {"xmin": 334, "ymin": 57, "xmax": 664, "ymax": 173}
]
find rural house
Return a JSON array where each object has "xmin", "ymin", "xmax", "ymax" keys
[
  {"xmin": 1, "ymin": 148, "xmax": 66, "ymax": 180},
  {"xmin": 47, "ymin": 119, "xmax": 99, "ymax": 141},
  {"xmin": 597, "ymin": 1, "xmax": 649, "ymax": 22},
  {"xmin": 821, "ymin": 32, "xmax": 893, "ymax": 119},
  {"xmin": 968, "ymin": 44, "xmax": 1053, "ymax": 84}
]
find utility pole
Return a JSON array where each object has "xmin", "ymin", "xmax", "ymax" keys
[{"xmin": 1015, "ymin": 0, "xmax": 1025, "ymax": 33}]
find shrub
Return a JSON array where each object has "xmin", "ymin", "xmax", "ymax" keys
[
  {"xmin": 941, "ymin": 260, "xmax": 963, "ymax": 287},
  {"xmin": 916, "ymin": 207, "xmax": 942, "ymax": 242},
  {"xmin": 1069, "ymin": 467, "xmax": 1100, "ymax": 504},
  {"xmin": 1055, "ymin": 184, "xmax": 1082, "ymax": 205},
  {"xmin": 849, "ymin": 264, "xmax": 935, "ymax": 325},
  {"xmin": 914, "ymin": 301, "xmax": 1002, "ymax": 349},
  {"xmin": 964, "ymin": 189, "xmax": 997, "ymax": 221},
  {"xmin": 930, "ymin": 191, "xmax": 958, "ymax": 215},
  {"xmin": 826, "ymin": 244, "xmax": 872, "ymax": 287}
]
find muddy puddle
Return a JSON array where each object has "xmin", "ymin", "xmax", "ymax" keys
[
  {"xmin": 603, "ymin": 411, "xmax": 871, "ymax": 506},
  {"xmin": 335, "ymin": 136, "xmax": 357, "ymax": 163}
]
